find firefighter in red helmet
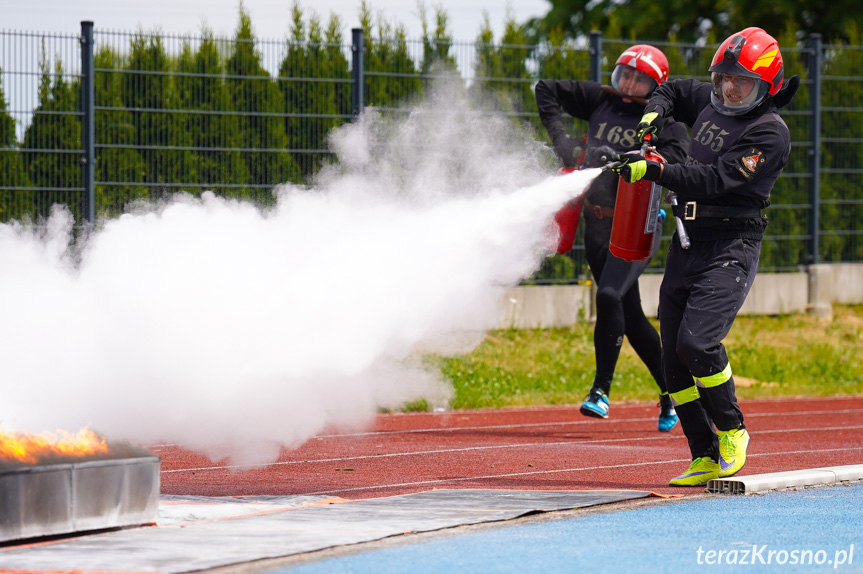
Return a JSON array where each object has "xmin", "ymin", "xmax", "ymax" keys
[
  {"xmin": 534, "ymin": 45, "xmax": 688, "ymax": 432},
  {"xmin": 611, "ymin": 28, "xmax": 800, "ymax": 486},
  {"xmin": 610, "ymin": 44, "xmax": 670, "ymax": 101},
  {"xmin": 708, "ymin": 29, "xmax": 786, "ymax": 116}
]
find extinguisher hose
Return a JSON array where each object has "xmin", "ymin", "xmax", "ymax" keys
[
  {"xmin": 669, "ymin": 195, "xmax": 691, "ymax": 249},
  {"xmin": 640, "ymin": 133, "xmax": 689, "ymax": 248}
]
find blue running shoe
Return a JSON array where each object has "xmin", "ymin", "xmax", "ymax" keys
[
  {"xmin": 658, "ymin": 400, "xmax": 679, "ymax": 432},
  {"xmin": 580, "ymin": 388, "xmax": 609, "ymax": 419}
]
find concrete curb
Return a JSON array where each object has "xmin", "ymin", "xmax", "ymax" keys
[{"xmin": 706, "ymin": 464, "xmax": 863, "ymax": 494}]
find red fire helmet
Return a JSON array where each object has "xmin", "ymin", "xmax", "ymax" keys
[
  {"xmin": 612, "ymin": 44, "xmax": 669, "ymax": 87},
  {"xmin": 708, "ymin": 27, "xmax": 784, "ymax": 115}
]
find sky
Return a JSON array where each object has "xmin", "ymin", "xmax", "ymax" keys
[{"xmin": 4, "ymin": 0, "xmax": 551, "ymax": 43}]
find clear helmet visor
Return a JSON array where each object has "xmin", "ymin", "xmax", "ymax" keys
[
  {"xmin": 710, "ymin": 72, "xmax": 770, "ymax": 116},
  {"xmin": 610, "ymin": 65, "xmax": 658, "ymax": 99}
]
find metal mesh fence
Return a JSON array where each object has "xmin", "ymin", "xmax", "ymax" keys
[
  {"xmin": 88, "ymin": 29, "xmax": 354, "ymax": 215},
  {"xmin": 819, "ymin": 43, "xmax": 863, "ymax": 264},
  {"xmin": 0, "ymin": 24, "xmax": 860, "ymax": 280},
  {"xmin": 0, "ymin": 30, "xmax": 84, "ymax": 223}
]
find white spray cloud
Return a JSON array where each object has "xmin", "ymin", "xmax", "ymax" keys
[{"xmin": 0, "ymin": 80, "xmax": 598, "ymax": 466}]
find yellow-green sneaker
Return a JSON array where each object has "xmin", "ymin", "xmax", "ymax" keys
[
  {"xmin": 669, "ymin": 457, "xmax": 720, "ymax": 487},
  {"xmin": 718, "ymin": 428, "xmax": 750, "ymax": 477}
]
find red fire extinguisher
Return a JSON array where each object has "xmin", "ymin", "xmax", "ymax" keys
[
  {"xmin": 553, "ymin": 168, "xmax": 583, "ymax": 255},
  {"xmin": 552, "ymin": 139, "xmax": 587, "ymax": 255},
  {"xmin": 609, "ymin": 140, "xmax": 666, "ymax": 262}
]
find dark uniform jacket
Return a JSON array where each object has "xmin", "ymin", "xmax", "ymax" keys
[
  {"xmin": 535, "ymin": 80, "xmax": 688, "ymax": 209},
  {"xmin": 646, "ymin": 78, "xmax": 794, "ymax": 241}
]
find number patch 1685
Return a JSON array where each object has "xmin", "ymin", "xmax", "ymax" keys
[{"xmin": 594, "ymin": 122, "xmax": 639, "ymax": 148}]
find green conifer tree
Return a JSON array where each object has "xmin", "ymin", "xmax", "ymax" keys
[
  {"xmin": 278, "ymin": 3, "xmax": 312, "ymax": 178},
  {"xmin": 816, "ymin": 22, "xmax": 863, "ymax": 263},
  {"xmin": 0, "ymin": 67, "xmax": 34, "ymax": 222},
  {"xmin": 535, "ymin": 27, "xmax": 591, "ymax": 141},
  {"xmin": 227, "ymin": 6, "xmax": 300, "ymax": 196},
  {"xmin": 324, "ymin": 15, "xmax": 352, "ymax": 122},
  {"xmin": 0, "ymin": 71, "xmax": 14, "ymax": 148},
  {"xmin": 178, "ymin": 29, "xmax": 250, "ymax": 198},
  {"xmin": 22, "ymin": 52, "xmax": 81, "ymax": 221},
  {"xmin": 419, "ymin": 5, "xmax": 458, "ymax": 77},
  {"xmin": 474, "ymin": 16, "xmax": 503, "ymax": 89},
  {"xmin": 473, "ymin": 14, "xmax": 534, "ymax": 122},
  {"xmin": 124, "ymin": 32, "xmax": 202, "ymax": 200},
  {"xmin": 499, "ymin": 16, "xmax": 534, "ymax": 115},
  {"xmin": 756, "ymin": 27, "xmax": 812, "ymax": 269},
  {"xmin": 93, "ymin": 47, "xmax": 148, "ymax": 216},
  {"xmin": 302, "ymin": 12, "xmax": 343, "ymax": 176},
  {"xmin": 355, "ymin": 1, "xmax": 424, "ymax": 124}
]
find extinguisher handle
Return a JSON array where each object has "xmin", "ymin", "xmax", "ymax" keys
[
  {"xmin": 640, "ymin": 133, "xmax": 652, "ymax": 157},
  {"xmin": 669, "ymin": 195, "xmax": 691, "ymax": 249}
]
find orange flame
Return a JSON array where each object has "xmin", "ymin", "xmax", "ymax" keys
[{"xmin": 0, "ymin": 426, "xmax": 109, "ymax": 464}]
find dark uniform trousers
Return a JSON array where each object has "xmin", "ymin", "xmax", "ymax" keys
[
  {"xmin": 658, "ymin": 235, "xmax": 761, "ymax": 460},
  {"xmin": 584, "ymin": 213, "xmax": 667, "ymax": 394}
]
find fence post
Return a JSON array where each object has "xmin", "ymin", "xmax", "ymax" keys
[
  {"xmin": 807, "ymin": 34, "xmax": 822, "ymax": 265},
  {"xmin": 351, "ymin": 28, "xmax": 364, "ymax": 117},
  {"xmin": 589, "ymin": 31, "xmax": 602, "ymax": 83},
  {"xmin": 80, "ymin": 21, "xmax": 95, "ymax": 225}
]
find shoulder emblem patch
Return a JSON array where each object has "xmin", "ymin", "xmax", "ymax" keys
[{"xmin": 741, "ymin": 148, "xmax": 765, "ymax": 173}]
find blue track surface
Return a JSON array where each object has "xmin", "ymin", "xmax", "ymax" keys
[{"xmin": 282, "ymin": 483, "xmax": 863, "ymax": 573}]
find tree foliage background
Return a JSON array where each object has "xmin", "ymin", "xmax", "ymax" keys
[{"xmin": 528, "ymin": 0, "xmax": 863, "ymax": 45}]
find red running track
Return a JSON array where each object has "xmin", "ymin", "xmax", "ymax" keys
[{"xmin": 157, "ymin": 396, "xmax": 863, "ymax": 499}]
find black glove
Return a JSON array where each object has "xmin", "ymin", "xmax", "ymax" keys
[
  {"xmin": 636, "ymin": 111, "xmax": 660, "ymax": 143},
  {"xmin": 609, "ymin": 158, "xmax": 663, "ymax": 183},
  {"xmin": 582, "ymin": 145, "xmax": 621, "ymax": 169},
  {"xmin": 552, "ymin": 135, "xmax": 582, "ymax": 168}
]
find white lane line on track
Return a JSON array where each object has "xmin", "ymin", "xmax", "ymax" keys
[
  {"xmin": 161, "ymin": 435, "xmax": 686, "ymax": 473},
  {"xmin": 148, "ymin": 408, "xmax": 863, "ymax": 451},
  {"xmin": 309, "ymin": 408, "xmax": 863, "ymax": 438},
  {"xmin": 301, "ymin": 446, "xmax": 863, "ymax": 496},
  {"xmin": 161, "ymin": 424, "xmax": 863, "ymax": 474}
]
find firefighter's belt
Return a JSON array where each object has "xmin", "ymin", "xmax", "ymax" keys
[
  {"xmin": 584, "ymin": 200, "xmax": 615, "ymax": 219},
  {"xmin": 672, "ymin": 202, "xmax": 764, "ymax": 220}
]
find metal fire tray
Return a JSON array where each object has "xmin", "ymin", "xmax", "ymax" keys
[{"xmin": 0, "ymin": 455, "xmax": 160, "ymax": 543}]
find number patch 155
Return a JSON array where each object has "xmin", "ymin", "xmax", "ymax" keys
[{"xmin": 694, "ymin": 121, "xmax": 730, "ymax": 152}]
